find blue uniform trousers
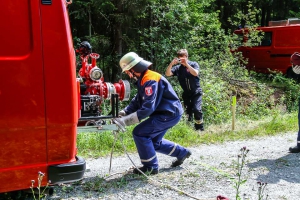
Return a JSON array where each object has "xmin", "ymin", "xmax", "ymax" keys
[
  {"xmin": 182, "ymin": 91, "xmax": 203, "ymax": 122},
  {"xmin": 132, "ymin": 114, "xmax": 189, "ymax": 170}
]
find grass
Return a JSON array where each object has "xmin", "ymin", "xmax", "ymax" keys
[{"xmin": 77, "ymin": 111, "xmax": 298, "ymax": 158}]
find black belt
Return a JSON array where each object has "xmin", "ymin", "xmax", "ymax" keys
[{"xmin": 151, "ymin": 111, "xmax": 175, "ymax": 116}]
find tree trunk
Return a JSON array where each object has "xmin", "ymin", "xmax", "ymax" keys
[
  {"xmin": 111, "ymin": 0, "xmax": 123, "ymax": 82},
  {"xmin": 88, "ymin": 4, "xmax": 92, "ymax": 37},
  {"xmin": 261, "ymin": 6, "xmax": 266, "ymax": 27}
]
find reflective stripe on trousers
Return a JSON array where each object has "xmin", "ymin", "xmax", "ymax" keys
[{"xmin": 132, "ymin": 114, "xmax": 189, "ymax": 169}]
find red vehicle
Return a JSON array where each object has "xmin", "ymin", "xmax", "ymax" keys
[
  {"xmin": 234, "ymin": 18, "xmax": 300, "ymax": 78},
  {"xmin": 0, "ymin": 0, "xmax": 129, "ymax": 194}
]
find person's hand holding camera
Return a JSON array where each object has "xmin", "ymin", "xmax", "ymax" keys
[
  {"xmin": 170, "ymin": 58, "xmax": 179, "ymax": 66},
  {"xmin": 179, "ymin": 57, "xmax": 188, "ymax": 67}
]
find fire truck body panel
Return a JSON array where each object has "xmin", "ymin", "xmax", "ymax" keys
[
  {"xmin": 0, "ymin": 0, "xmax": 85, "ymax": 193},
  {"xmin": 234, "ymin": 20, "xmax": 300, "ymax": 75}
]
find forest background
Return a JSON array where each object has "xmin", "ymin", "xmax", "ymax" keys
[{"xmin": 69, "ymin": 0, "xmax": 300, "ymax": 131}]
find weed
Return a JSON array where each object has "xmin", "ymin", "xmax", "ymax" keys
[
  {"xmin": 199, "ymin": 147, "xmax": 269, "ymax": 200},
  {"xmin": 257, "ymin": 182, "xmax": 269, "ymax": 200},
  {"xmin": 279, "ymin": 195, "xmax": 288, "ymax": 200},
  {"xmin": 184, "ymin": 171, "xmax": 200, "ymax": 178},
  {"xmin": 82, "ymin": 175, "xmax": 130, "ymax": 193},
  {"xmin": 30, "ymin": 171, "xmax": 51, "ymax": 200},
  {"xmin": 275, "ymin": 158, "xmax": 289, "ymax": 167},
  {"xmin": 233, "ymin": 147, "xmax": 249, "ymax": 200},
  {"xmin": 61, "ymin": 184, "xmax": 74, "ymax": 193}
]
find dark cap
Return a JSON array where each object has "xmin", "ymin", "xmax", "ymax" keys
[{"xmin": 291, "ymin": 52, "xmax": 300, "ymax": 65}]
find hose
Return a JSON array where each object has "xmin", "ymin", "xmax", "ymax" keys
[{"xmin": 107, "ymin": 127, "xmax": 214, "ymax": 200}]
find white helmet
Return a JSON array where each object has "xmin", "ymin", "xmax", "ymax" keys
[{"xmin": 119, "ymin": 52, "xmax": 152, "ymax": 73}]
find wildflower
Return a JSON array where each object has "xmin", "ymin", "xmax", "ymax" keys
[
  {"xmin": 217, "ymin": 195, "xmax": 229, "ymax": 200},
  {"xmin": 38, "ymin": 171, "xmax": 45, "ymax": 176},
  {"xmin": 257, "ymin": 181, "xmax": 261, "ymax": 185},
  {"xmin": 30, "ymin": 180, "xmax": 35, "ymax": 188}
]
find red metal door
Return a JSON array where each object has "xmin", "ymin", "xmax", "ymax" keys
[{"xmin": 0, "ymin": 0, "xmax": 47, "ymax": 193}]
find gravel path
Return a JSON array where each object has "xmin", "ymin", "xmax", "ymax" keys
[{"xmin": 49, "ymin": 131, "xmax": 300, "ymax": 200}]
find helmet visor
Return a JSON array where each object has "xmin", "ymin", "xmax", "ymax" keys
[{"xmin": 132, "ymin": 60, "xmax": 153, "ymax": 73}]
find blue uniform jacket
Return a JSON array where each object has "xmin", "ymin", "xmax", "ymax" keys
[
  {"xmin": 124, "ymin": 69, "xmax": 183, "ymax": 120},
  {"xmin": 171, "ymin": 60, "xmax": 202, "ymax": 94}
]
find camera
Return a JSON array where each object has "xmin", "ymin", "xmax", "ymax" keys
[{"xmin": 177, "ymin": 58, "xmax": 181, "ymax": 62}]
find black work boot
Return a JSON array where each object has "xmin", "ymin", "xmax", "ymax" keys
[
  {"xmin": 187, "ymin": 114, "xmax": 193, "ymax": 122},
  {"xmin": 171, "ymin": 150, "xmax": 192, "ymax": 167},
  {"xmin": 133, "ymin": 166, "xmax": 158, "ymax": 175},
  {"xmin": 289, "ymin": 146, "xmax": 300, "ymax": 153},
  {"xmin": 195, "ymin": 123, "xmax": 204, "ymax": 131}
]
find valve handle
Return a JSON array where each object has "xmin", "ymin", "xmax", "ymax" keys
[
  {"xmin": 90, "ymin": 53, "xmax": 100, "ymax": 67},
  {"xmin": 90, "ymin": 53, "xmax": 100, "ymax": 59}
]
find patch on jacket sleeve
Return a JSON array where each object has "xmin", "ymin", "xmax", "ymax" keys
[{"xmin": 145, "ymin": 86, "xmax": 153, "ymax": 96}]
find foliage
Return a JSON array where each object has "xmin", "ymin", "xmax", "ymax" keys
[
  {"xmin": 77, "ymin": 125, "xmax": 137, "ymax": 157},
  {"xmin": 70, "ymin": 0, "xmax": 300, "ymax": 156},
  {"xmin": 271, "ymin": 73, "xmax": 300, "ymax": 112},
  {"xmin": 70, "ymin": 0, "xmax": 300, "ymax": 130}
]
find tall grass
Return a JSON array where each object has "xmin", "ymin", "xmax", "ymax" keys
[{"xmin": 77, "ymin": 111, "xmax": 297, "ymax": 158}]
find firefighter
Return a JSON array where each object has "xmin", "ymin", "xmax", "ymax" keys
[
  {"xmin": 114, "ymin": 52, "xmax": 192, "ymax": 175},
  {"xmin": 289, "ymin": 52, "xmax": 300, "ymax": 153},
  {"xmin": 165, "ymin": 49, "xmax": 204, "ymax": 131}
]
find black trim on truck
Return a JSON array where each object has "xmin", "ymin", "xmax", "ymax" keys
[
  {"xmin": 270, "ymin": 54, "xmax": 292, "ymax": 58},
  {"xmin": 41, "ymin": 0, "xmax": 52, "ymax": 5},
  {"xmin": 48, "ymin": 156, "xmax": 86, "ymax": 184}
]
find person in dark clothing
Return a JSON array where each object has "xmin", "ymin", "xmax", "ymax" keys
[
  {"xmin": 165, "ymin": 49, "xmax": 204, "ymax": 131},
  {"xmin": 114, "ymin": 52, "xmax": 192, "ymax": 175},
  {"xmin": 289, "ymin": 52, "xmax": 300, "ymax": 153}
]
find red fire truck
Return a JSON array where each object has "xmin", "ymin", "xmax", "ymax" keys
[
  {"xmin": 0, "ymin": 0, "xmax": 129, "ymax": 194},
  {"xmin": 234, "ymin": 18, "xmax": 300, "ymax": 78}
]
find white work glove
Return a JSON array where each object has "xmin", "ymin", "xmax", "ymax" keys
[
  {"xmin": 292, "ymin": 65, "xmax": 300, "ymax": 74},
  {"xmin": 118, "ymin": 110, "xmax": 127, "ymax": 117},
  {"xmin": 114, "ymin": 112, "xmax": 139, "ymax": 127}
]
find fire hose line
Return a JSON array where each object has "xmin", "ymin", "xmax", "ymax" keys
[{"xmin": 107, "ymin": 122, "xmax": 214, "ymax": 200}]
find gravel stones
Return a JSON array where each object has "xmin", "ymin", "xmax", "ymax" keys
[{"xmin": 49, "ymin": 132, "xmax": 300, "ymax": 200}]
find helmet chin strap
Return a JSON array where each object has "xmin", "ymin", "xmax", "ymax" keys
[
  {"xmin": 130, "ymin": 69, "xmax": 139, "ymax": 80},
  {"xmin": 125, "ymin": 69, "xmax": 138, "ymax": 80}
]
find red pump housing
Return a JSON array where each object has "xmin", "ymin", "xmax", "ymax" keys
[{"xmin": 76, "ymin": 49, "xmax": 130, "ymax": 121}]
